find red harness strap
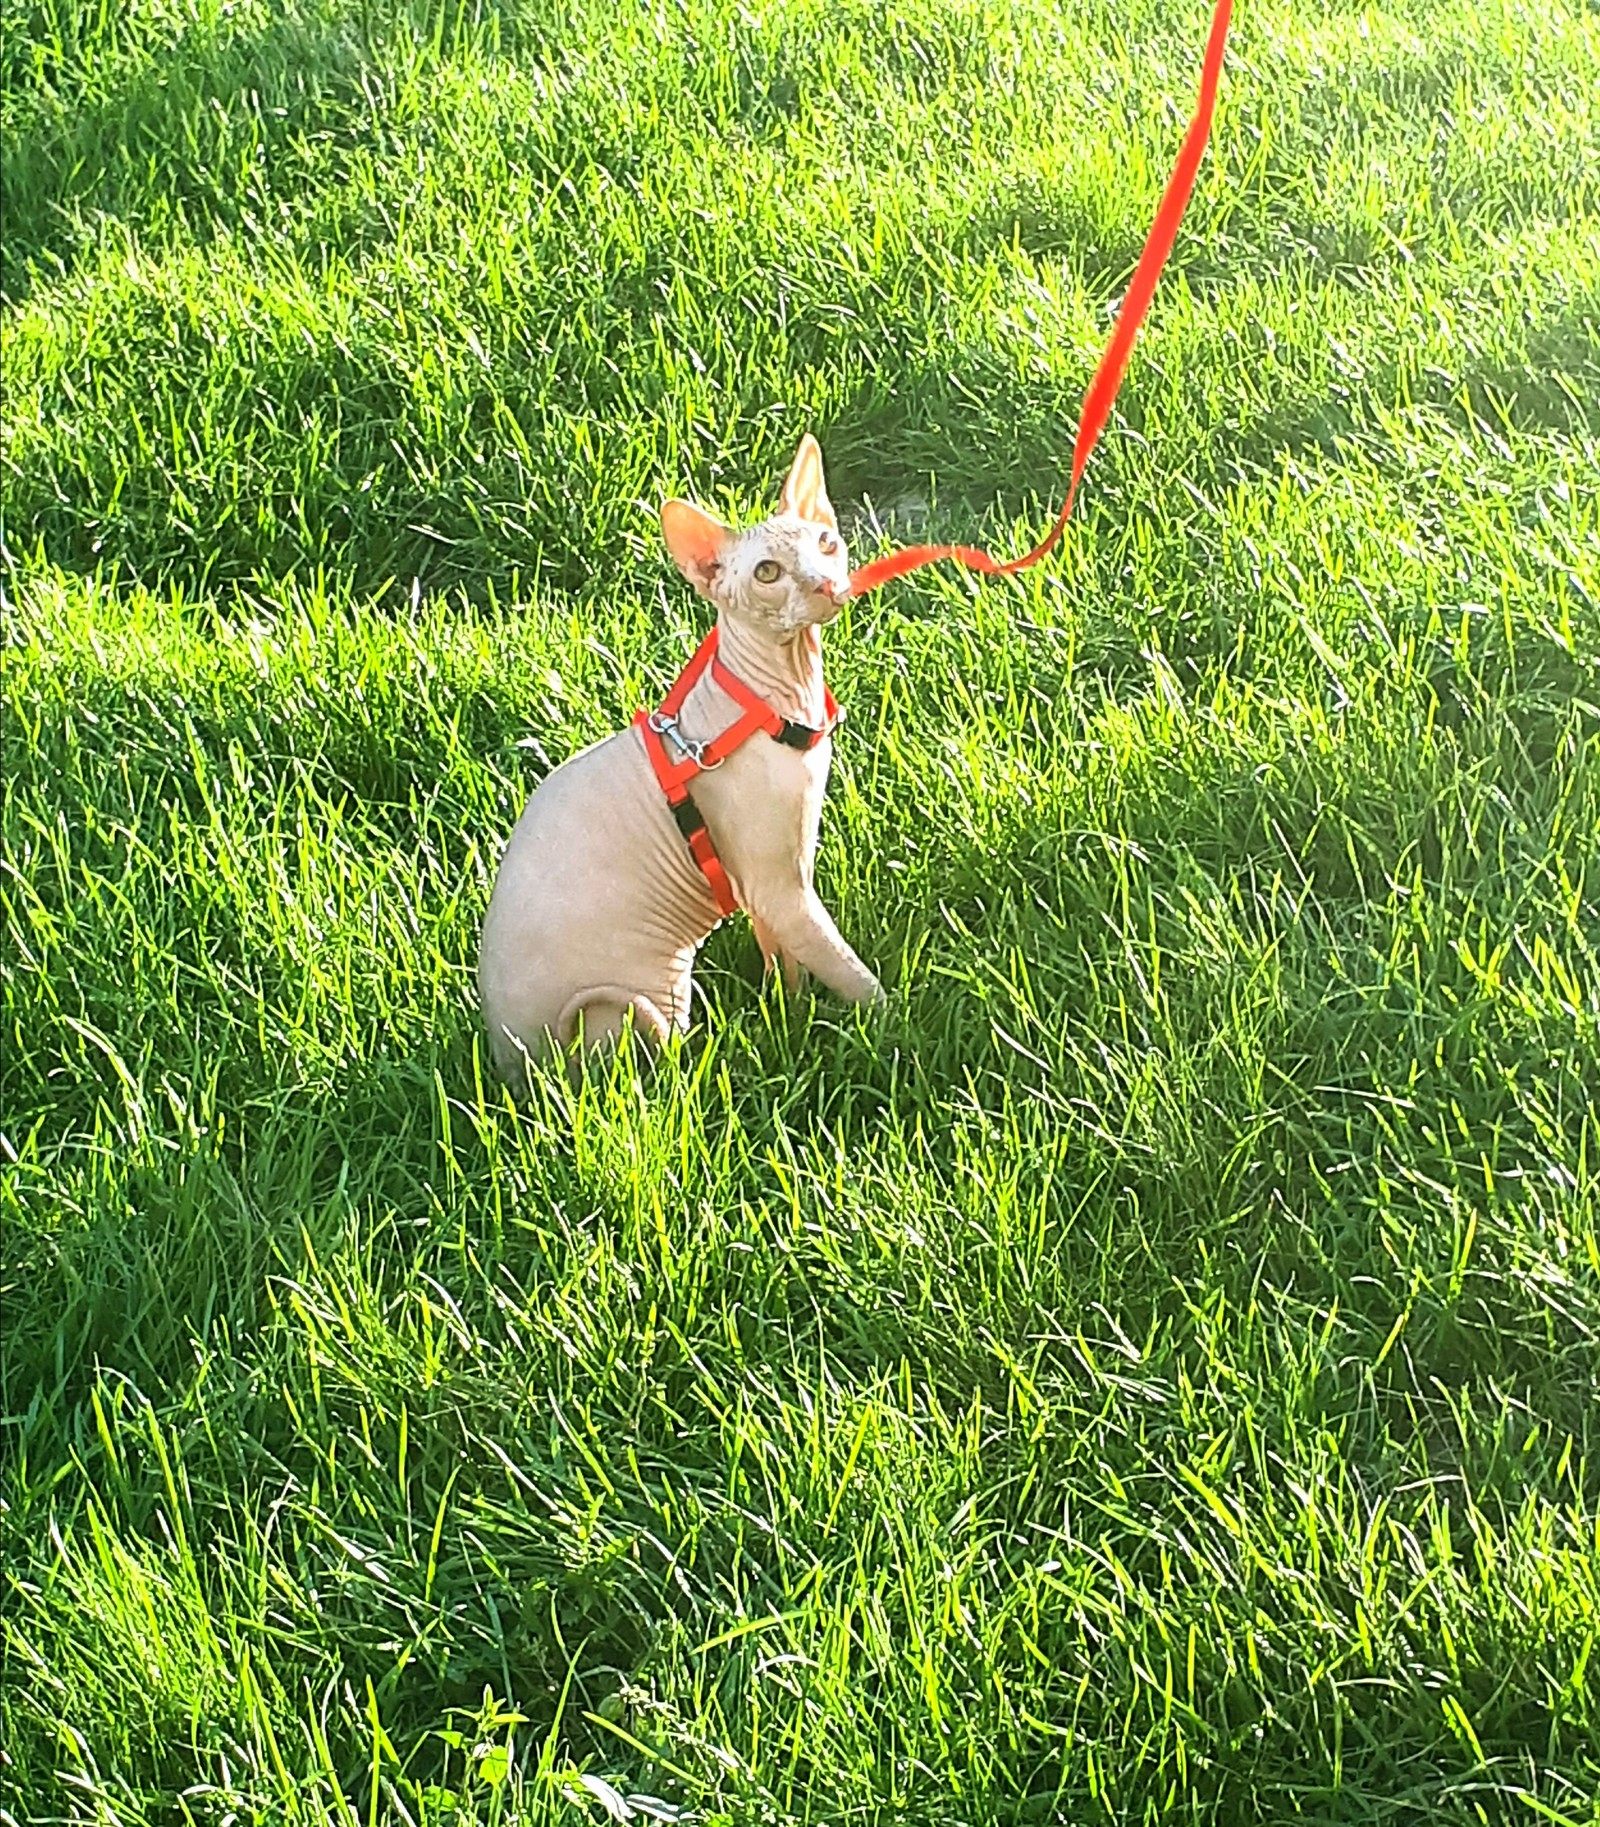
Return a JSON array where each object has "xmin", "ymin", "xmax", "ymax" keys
[{"xmin": 633, "ymin": 627, "xmax": 840, "ymax": 918}]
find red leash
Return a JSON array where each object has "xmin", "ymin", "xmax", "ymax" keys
[{"xmin": 846, "ymin": 0, "xmax": 1233, "ymax": 599}]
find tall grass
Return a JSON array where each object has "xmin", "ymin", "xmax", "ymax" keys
[{"xmin": 3, "ymin": 0, "xmax": 1598, "ymax": 1821}]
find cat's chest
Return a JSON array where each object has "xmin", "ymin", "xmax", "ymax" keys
[
  {"xmin": 717, "ymin": 726, "xmax": 829, "ymax": 809},
  {"xmin": 689, "ymin": 728, "xmax": 830, "ymax": 861}
]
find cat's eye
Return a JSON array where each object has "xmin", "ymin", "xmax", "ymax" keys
[
  {"xmin": 754, "ymin": 559, "xmax": 782, "ymax": 584},
  {"xmin": 818, "ymin": 532, "xmax": 839, "ymax": 556}
]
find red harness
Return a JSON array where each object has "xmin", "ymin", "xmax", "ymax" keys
[{"xmin": 633, "ymin": 627, "xmax": 841, "ymax": 918}]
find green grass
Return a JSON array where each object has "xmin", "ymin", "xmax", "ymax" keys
[{"xmin": 3, "ymin": 0, "xmax": 1599, "ymax": 1820}]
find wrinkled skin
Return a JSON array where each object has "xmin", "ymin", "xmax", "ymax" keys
[{"xmin": 478, "ymin": 435, "xmax": 881, "ymax": 1079}]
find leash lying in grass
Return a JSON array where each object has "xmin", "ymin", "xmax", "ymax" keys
[{"xmin": 845, "ymin": 0, "xmax": 1233, "ymax": 600}]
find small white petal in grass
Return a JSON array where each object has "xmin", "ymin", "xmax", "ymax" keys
[
  {"xmin": 886, "ymin": 493, "xmax": 930, "ymax": 537},
  {"xmin": 567, "ymin": 1774, "xmax": 634, "ymax": 1822},
  {"xmin": 624, "ymin": 1797, "xmax": 685, "ymax": 1823}
]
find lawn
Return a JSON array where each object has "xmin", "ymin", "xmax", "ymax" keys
[{"xmin": 3, "ymin": 0, "xmax": 1599, "ymax": 1820}]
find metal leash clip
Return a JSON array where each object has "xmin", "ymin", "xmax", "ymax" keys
[{"xmin": 647, "ymin": 710, "xmax": 724, "ymax": 770}]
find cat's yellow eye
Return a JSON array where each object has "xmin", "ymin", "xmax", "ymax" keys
[
  {"xmin": 754, "ymin": 559, "xmax": 782, "ymax": 584},
  {"xmin": 818, "ymin": 532, "xmax": 839, "ymax": 556}
]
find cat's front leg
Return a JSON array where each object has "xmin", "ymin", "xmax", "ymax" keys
[
  {"xmin": 755, "ymin": 887, "xmax": 882, "ymax": 1007},
  {"xmin": 751, "ymin": 914, "xmax": 802, "ymax": 995}
]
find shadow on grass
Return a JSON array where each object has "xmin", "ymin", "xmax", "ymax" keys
[
  {"xmin": 0, "ymin": 0, "xmax": 599, "ymax": 306},
  {"xmin": 6, "ymin": 5, "xmax": 348, "ymax": 304},
  {"xmin": 824, "ymin": 296, "xmax": 1600, "ymax": 540},
  {"xmin": 10, "ymin": 136, "xmax": 1594, "ymax": 607}
]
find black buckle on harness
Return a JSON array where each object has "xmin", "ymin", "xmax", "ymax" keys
[
  {"xmin": 670, "ymin": 795, "xmax": 707, "ymax": 840},
  {"xmin": 775, "ymin": 708, "xmax": 841, "ymax": 750}
]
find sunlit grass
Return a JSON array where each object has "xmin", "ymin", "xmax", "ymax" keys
[{"xmin": 3, "ymin": 0, "xmax": 1599, "ymax": 1822}]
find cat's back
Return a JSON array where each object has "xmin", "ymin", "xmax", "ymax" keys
[
  {"xmin": 485, "ymin": 724, "xmax": 658, "ymax": 918},
  {"xmin": 478, "ymin": 722, "xmax": 716, "ymax": 1028}
]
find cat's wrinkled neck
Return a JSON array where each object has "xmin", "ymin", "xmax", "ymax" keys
[{"xmin": 715, "ymin": 613, "xmax": 829, "ymax": 729}]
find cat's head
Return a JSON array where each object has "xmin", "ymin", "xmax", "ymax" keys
[{"xmin": 660, "ymin": 434, "xmax": 850, "ymax": 636}]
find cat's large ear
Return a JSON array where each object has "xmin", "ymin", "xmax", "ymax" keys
[
  {"xmin": 661, "ymin": 499, "xmax": 733, "ymax": 598},
  {"xmin": 778, "ymin": 433, "xmax": 836, "ymax": 528}
]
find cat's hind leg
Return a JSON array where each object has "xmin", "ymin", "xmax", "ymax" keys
[
  {"xmin": 556, "ymin": 986, "xmax": 673, "ymax": 1054},
  {"xmin": 488, "ymin": 988, "xmax": 672, "ymax": 1095}
]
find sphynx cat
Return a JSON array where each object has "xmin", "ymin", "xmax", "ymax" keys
[{"xmin": 479, "ymin": 435, "xmax": 881, "ymax": 1077}]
